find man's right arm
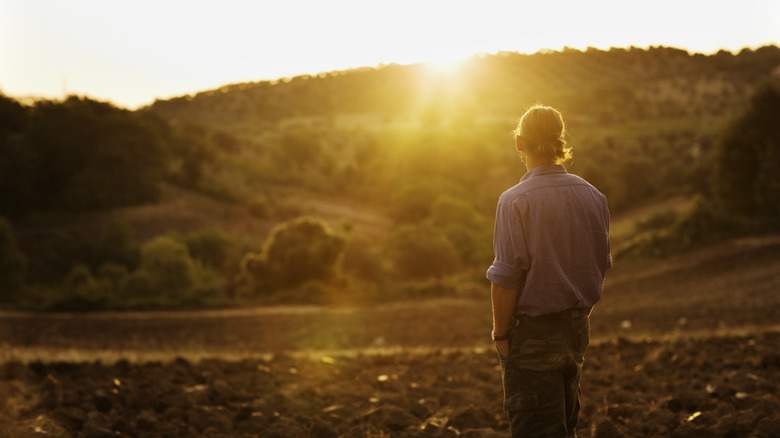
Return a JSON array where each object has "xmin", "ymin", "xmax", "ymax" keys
[
  {"xmin": 491, "ymin": 281, "xmax": 517, "ymax": 357},
  {"xmin": 488, "ymin": 200, "xmax": 527, "ymax": 356}
]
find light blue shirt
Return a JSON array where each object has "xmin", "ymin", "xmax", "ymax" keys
[{"xmin": 487, "ymin": 165, "xmax": 612, "ymax": 317}]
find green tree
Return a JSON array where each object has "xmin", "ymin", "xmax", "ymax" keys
[
  {"xmin": 25, "ymin": 96, "xmax": 167, "ymax": 210},
  {"xmin": 0, "ymin": 95, "xmax": 34, "ymax": 217},
  {"xmin": 711, "ymin": 81, "xmax": 780, "ymax": 220},
  {"xmin": 0, "ymin": 217, "xmax": 25, "ymax": 300},
  {"xmin": 169, "ymin": 124, "xmax": 215, "ymax": 188}
]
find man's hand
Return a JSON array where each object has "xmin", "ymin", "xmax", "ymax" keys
[{"xmin": 496, "ymin": 339, "xmax": 510, "ymax": 358}]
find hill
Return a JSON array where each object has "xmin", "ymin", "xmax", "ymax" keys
[
  {"xmin": 2, "ymin": 45, "xmax": 780, "ymax": 310},
  {"xmin": 144, "ymin": 45, "xmax": 780, "ymax": 215}
]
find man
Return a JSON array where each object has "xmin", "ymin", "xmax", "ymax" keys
[{"xmin": 487, "ymin": 105, "xmax": 612, "ymax": 437}]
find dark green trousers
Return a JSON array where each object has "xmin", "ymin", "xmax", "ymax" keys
[{"xmin": 497, "ymin": 310, "xmax": 591, "ymax": 438}]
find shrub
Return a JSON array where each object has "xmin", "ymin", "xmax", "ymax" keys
[
  {"xmin": 616, "ymin": 196, "xmax": 740, "ymax": 259},
  {"xmin": 97, "ymin": 262, "xmax": 129, "ymax": 291},
  {"xmin": 96, "ymin": 220, "xmax": 139, "ymax": 269},
  {"xmin": 439, "ymin": 223, "xmax": 492, "ymax": 267},
  {"xmin": 384, "ymin": 224, "xmax": 460, "ymax": 279},
  {"xmin": 240, "ymin": 217, "xmax": 346, "ymax": 294},
  {"xmin": 183, "ymin": 228, "xmax": 231, "ymax": 270},
  {"xmin": 425, "ymin": 196, "xmax": 493, "ymax": 266},
  {"xmin": 428, "ymin": 195, "xmax": 486, "ymax": 229},
  {"xmin": 65, "ymin": 263, "xmax": 93, "ymax": 289},
  {"xmin": 389, "ymin": 184, "xmax": 437, "ymax": 223},
  {"xmin": 236, "ymin": 252, "xmax": 269, "ymax": 296},
  {"xmin": 139, "ymin": 236, "xmax": 196, "ymax": 298},
  {"xmin": 340, "ymin": 236, "xmax": 383, "ymax": 281},
  {"xmin": 264, "ymin": 217, "xmax": 345, "ymax": 287},
  {"xmin": 51, "ymin": 264, "xmax": 112, "ymax": 311},
  {"xmin": 118, "ymin": 270, "xmax": 156, "ymax": 301},
  {"xmin": 670, "ymin": 196, "xmax": 741, "ymax": 247}
]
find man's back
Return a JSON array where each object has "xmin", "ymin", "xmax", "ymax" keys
[{"xmin": 488, "ymin": 164, "xmax": 611, "ymax": 316}]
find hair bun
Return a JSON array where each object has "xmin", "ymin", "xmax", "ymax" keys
[{"xmin": 514, "ymin": 105, "xmax": 572, "ymax": 164}]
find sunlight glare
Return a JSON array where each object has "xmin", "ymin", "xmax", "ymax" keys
[{"xmin": 422, "ymin": 57, "xmax": 467, "ymax": 76}]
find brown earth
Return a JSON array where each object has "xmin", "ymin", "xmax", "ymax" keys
[{"xmin": 1, "ymin": 235, "xmax": 779, "ymax": 437}]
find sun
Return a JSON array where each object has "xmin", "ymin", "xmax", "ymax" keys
[{"xmin": 421, "ymin": 56, "xmax": 468, "ymax": 76}]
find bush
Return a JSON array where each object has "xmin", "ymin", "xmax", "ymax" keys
[
  {"xmin": 388, "ymin": 181, "xmax": 446, "ymax": 223},
  {"xmin": 118, "ymin": 270, "xmax": 156, "ymax": 301},
  {"xmin": 182, "ymin": 228, "xmax": 232, "ymax": 270},
  {"xmin": 96, "ymin": 220, "xmax": 139, "ymax": 269},
  {"xmin": 384, "ymin": 224, "xmax": 461, "ymax": 280},
  {"xmin": 65, "ymin": 263, "xmax": 93, "ymax": 289},
  {"xmin": 616, "ymin": 196, "xmax": 740, "ymax": 259},
  {"xmin": 139, "ymin": 236, "xmax": 196, "ymax": 299},
  {"xmin": 439, "ymin": 223, "xmax": 492, "ymax": 267},
  {"xmin": 97, "ymin": 262, "xmax": 129, "ymax": 291},
  {"xmin": 428, "ymin": 195, "xmax": 486, "ymax": 229},
  {"xmin": 264, "ymin": 217, "xmax": 345, "ymax": 286},
  {"xmin": 50, "ymin": 264, "xmax": 112, "ymax": 311},
  {"xmin": 340, "ymin": 236, "xmax": 383, "ymax": 281},
  {"xmin": 240, "ymin": 217, "xmax": 346, "ymax": 294}
]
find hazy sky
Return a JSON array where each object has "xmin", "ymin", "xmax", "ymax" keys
[{"xmin": 2, "ymin": 0, "xmax": 778, "ymax": 109}]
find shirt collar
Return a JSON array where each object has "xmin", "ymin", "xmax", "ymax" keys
[{"xmin": 520, "ymin": 164, "xmax": 567, "ymax": 182}]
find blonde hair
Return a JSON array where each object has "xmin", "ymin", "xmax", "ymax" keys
[{"xmin": 513, "ymin": 104, "xmax": 572, "ymax": 164}]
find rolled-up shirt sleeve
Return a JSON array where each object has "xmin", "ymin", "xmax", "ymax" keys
[{"xmin": 486, "ymin": 201, "xmax": 529, "ymax": 291}]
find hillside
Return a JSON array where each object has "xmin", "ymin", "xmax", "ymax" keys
[
  {"xmin": 149, "ymin": 46, "xmax": 780, "ymax": 129},
  {"xmin": 3, "ymin": 45, "xmax": 780, "ymax": 311},
  {"xmin": 143, "ymin": 45, "xmax": 780, "ymax": 215}
]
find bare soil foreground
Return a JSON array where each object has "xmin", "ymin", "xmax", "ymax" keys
[{"xmin": 2, "ymin": 236, "xmax": 780, "ymax": 437}]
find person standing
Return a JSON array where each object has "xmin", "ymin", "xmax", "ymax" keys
[{"xmin": 487, "ymin": 105, "xmax": 612, "ymax": 437}]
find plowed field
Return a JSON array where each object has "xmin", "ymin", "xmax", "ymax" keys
[{"xmin": 2, "ymin": 236, "xmax": 779, "ymax": 437}]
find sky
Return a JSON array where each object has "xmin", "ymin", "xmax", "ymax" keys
[{"xmin": 1, "ymin": 0, "xmax": 778, "ymax": 109}]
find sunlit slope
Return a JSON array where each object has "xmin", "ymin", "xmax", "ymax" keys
[
  {"xmin": 144, "ymin": 46, "xmax": 780, "ymax": 217},
  {"xmin": 149, "ymin": 46, "xmax": 780, "ymax": 131}
]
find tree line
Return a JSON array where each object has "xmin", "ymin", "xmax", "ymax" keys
[{"xmin": 0, "ymin": 95, "xmax": 237, "ymax": 217}]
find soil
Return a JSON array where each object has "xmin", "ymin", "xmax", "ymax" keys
[{"xmin": 1, "ymin": 235, "xmax": 779, "ymax": 437}]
